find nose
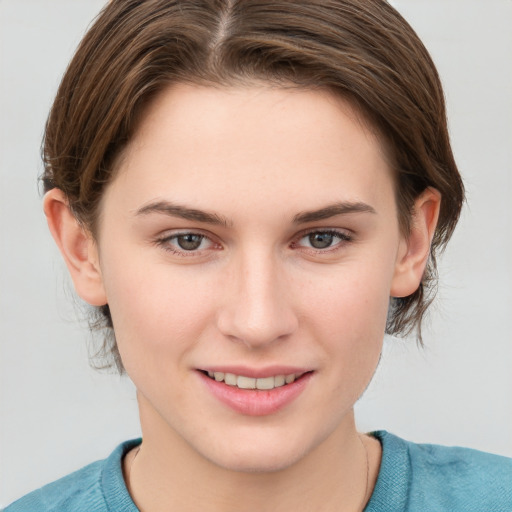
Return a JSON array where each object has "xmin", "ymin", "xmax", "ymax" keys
[{"xmin": 216, "ymin": 250, "xmax": 298, "ymax": 349}]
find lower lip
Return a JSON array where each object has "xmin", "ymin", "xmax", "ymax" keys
[{"xmin": 198, "ymin": 372, "xmax": 313, "ymax": 416}]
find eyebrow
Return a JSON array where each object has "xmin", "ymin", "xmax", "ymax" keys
[
  {"xmin": 135, "ymin": 200, "xmax": 231, "ymax": 227},
  {"xmin": 293, "ymin": 202, "xmax": 377, "ymax": 224},
  {"xmin": 135, "ymin": 199, "xmax": 376, "ymax": 227}
]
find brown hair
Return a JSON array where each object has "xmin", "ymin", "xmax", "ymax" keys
[{"xmin": 43, "ymin": 0, "xmax": 464, "ymax": 372}]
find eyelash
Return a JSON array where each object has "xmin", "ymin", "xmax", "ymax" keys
[
  {"xmin": 154, "ymin": 231, "xmax": 217, "ymax": 257},
  {"xmin": 292, "ymin": 229, "xmax": 353, "ymax": 253},
  {"xmin": 154, "ymin": 229, "xmax": 353, "ymax": 257}
]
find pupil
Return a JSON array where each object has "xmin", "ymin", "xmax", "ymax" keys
[
  {"xmin": 177, "ymin": 234, "xmax": 203, "ymax": 250},
  {"xmin": 309, "ymin": 232, "xmax": 333, "ymax": 249}
]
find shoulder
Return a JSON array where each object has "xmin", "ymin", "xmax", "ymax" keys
[
  {"xmin": 3, "ymin": 460, "xmax": 105, "ymax": 512},
  {"xmin": 3, "ymin": 439, "xmax": 141, "ymax": 512},
  {"xmin": 406, "ymin": 436, "xmax": 512, "ymax": 510},
  {"xmin": 367, "ymin": 431, "xmax": 512, "ymax": 512}
]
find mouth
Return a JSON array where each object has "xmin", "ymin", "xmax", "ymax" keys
[
  {"xmin": 200, "ymin": 370, "xmax": 309, "ymax": 390},
  {"xmin": 198, "ymin": 368, "xmax": 313, "ymax": 416}
]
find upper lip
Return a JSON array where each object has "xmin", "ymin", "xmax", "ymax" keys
[{"xmin": 198, "ymin": 366, "xmax": 312, "ymax": 379}]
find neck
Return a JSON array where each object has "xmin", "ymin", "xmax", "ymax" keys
[{"xmin": 125, "ymin": 393, "xmax": 379, "ymax": 512}]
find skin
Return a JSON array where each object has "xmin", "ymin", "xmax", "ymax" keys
[{"xmin": 45, "ymin": 84, "xmax": 440, "ymax": 512}]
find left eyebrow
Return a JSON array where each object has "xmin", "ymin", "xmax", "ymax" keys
[
  {"xmin": 293, "ymin": 201, "xmax": 377, "ymax": 224},
  {"xmin": 134, "ymin": 200, "xmax": 231, "ymax": 227}
]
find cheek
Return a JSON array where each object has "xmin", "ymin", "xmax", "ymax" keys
[
  {"xmin": 302, "ymin": 258, "xmax": 393, "ymax": 339},
  {"xmin": 99, "ymin": 250, "xmax": 214, "ymax": 369},
  {"xmin": 298, "ymin": 257, "xmax": 393, "ymax": 388}
]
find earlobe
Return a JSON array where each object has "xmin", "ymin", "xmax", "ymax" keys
[
  {"xmin": 44, "ymin": 189, "xmax": 107, "ymax": 306},
  {"xmin": 391, "ymin": 187, "xmax": 441, "ymax": 298}
]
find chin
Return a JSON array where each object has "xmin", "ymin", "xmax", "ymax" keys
[
  {"xmin": 209, "ymin": 446, "xmax": 306, "ymax": 474},
  {"xmin": 195, "ymin": 427, "xmax": 315, "ymax": 474}
]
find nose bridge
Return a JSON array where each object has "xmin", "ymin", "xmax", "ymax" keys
[{"xmin": 217, "ymin": 245, "xmax": 298, "ymax": 347}]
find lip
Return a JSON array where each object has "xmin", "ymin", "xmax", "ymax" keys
[
  {"xmin": 200, "ymin": 365, "xmax": 311, "ymax": 379},
  {"xmin": 197, "ymin": 368, "xmax": 314, "ymax": 416}
]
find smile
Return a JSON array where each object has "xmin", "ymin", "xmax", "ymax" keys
[
  {"xmin": 199, "ymin": 369, "xmax": 313, "ymax": 416},
  {"xmin": 205, "ymin": 371, "xmax": 301, "ymax": 390}
]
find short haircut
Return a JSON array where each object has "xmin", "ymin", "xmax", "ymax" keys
[{"xmin": 42, "ymin": 0, "xmax": 464, "ymax": 372}]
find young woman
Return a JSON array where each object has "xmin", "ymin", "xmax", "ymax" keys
[{"xmin": 4, "ymin": 1, "xmax": 511, "ymax": 511}]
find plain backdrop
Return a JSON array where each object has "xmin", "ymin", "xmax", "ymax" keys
[{"xmin": 1, "ymin": 0, "xmax": 511, "ymax": 507}]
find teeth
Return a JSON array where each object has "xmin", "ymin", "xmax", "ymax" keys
[
  {"xmin": 256, "ymin": 376, "xmax": 275, "ymax": 390},
  {"xmin": 224, "ymin": 373, "xmax": 237, "ymax": 386},
  {"xmin": 274, "ymin": 375, "xmax": 285, "ymax": 387},
  {"xmin": 237, "ymin": 376, "xmax": 256, "ymax": 389},
  {"xmin": 207, "ymin": 371, "xmax": 301, "ymax": 390}
]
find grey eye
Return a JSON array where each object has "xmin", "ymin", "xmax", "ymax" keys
[
  {"xmin": 176, "ymin": 234, "xmax": 204, "ymax": 250},
  {"xmin": 308, "ymin": 232, "xmax": 334, "ymax": 249}
]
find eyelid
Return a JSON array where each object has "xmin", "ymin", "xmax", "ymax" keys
[
  {"xmin": 152, "ymin": 227, "xmax": 353, "ymax": 257},
  {"xmin": 154, "ymin": 229, "xmax": 221, "ymax": 256},
  {"xmin": 291, "ymin": 227, "xmax": 354, "ymax": 252}
]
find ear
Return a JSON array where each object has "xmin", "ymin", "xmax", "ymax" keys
[
  {"xmin": 44, "ymin": 189, "xmax": 107, "ymax": 306},
  {"xmin": 391, "ymin": 187, "xmax": 441, "ymax": 298}
]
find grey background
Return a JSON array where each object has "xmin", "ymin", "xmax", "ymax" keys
[{"xmin": 1, "ymin": 0, "xmax": 511, "ymax": 506}]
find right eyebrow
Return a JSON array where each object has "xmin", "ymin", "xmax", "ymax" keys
[
  {"xmin": 292, "ymin": 201, "xmax": 377, "ymax": 224},
  {"xmin": 134, "ymin": 200, "xmax": 232, "ymax": 228}
]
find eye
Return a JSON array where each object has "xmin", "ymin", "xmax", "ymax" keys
[
  {"xmin": 295, "ymin": 230, "xmax": 352, "ymax": 251},
  {"xmin": 173, "ymin": 233, "xmax": 207, "ymax": 251},
  {"xmin": 155, "ymin": 231, "xmax": 218, "ymax": 255}
]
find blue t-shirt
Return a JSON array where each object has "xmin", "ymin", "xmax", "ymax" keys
[{"xmin": 4, "ymin": 431, "xmax": 512, "ymax": 511}]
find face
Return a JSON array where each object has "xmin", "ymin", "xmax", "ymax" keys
[{"xmin": 92, "ymin": 84, "xmax": 409, "ymax": 472}]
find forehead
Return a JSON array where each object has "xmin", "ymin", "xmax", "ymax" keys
[{"xmin": 107, "ymin": 83, "xmax": 396, "ymax": 223}]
